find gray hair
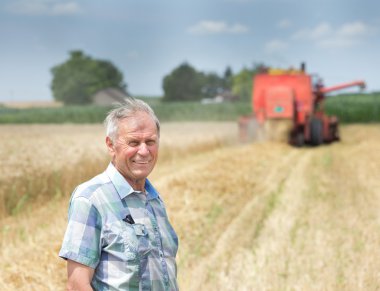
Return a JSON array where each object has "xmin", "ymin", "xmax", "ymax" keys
[{"xmin": 104, "ymin": 98, "xmax": 160, "ymax": 142}]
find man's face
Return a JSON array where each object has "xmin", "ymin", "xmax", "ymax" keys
[{"xmin": 106, "ymin": 111, "xmax": 159, "ymax": 186}]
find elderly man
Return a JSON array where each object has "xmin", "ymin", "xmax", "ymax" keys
[{"xmin": 59, "ymin": 99, "xmax": 179, "ymax": 290}]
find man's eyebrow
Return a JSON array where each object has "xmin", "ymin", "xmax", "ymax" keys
[{"xmin": 124, "ymin": 135, "xmax": 158, "ymax": 141}]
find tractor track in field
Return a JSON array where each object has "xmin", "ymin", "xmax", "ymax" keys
[
  {"xmin": 180, "ymin": 125, "xmax": 380, "ymax": 290},
  {"xmin": 187, "ymin": 146, "xmax": 312, "ymax": 290}
]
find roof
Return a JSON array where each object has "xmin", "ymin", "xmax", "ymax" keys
[{"xmin": 92, "ymin": 88, "xmax": 130, "ymax": 106}]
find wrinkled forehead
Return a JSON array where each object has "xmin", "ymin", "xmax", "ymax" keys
[{"xmin": 117, "ymin": 112, "xmax": 159, "ymax": 137}]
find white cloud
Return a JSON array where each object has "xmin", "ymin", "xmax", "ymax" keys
[
  {"xmin": 292, "ymin": 22, "xmax": 332, "ymax": 40},
  {"xmin": 277, "ymin": 19, "xmax": 292, "ymax": 29},
  {"xmin": 265, "ymin": 39, "xmax": 288, "ymax": 53},
  {"xmin": 50, "ymin": 2, "xmax": 80, "ymax": 15},
  {"xmin": 188, "ymin": 20, "xmax": 249, "ymax": 35},
  {"xmin": 292, "ymin": 21, "xmax": 373, "ymax": 48},
  {"xmin": 6, "ymin": 0, "xmax": 80, "ymax": 16},
  {"xmin": 337, "ymin": 21, "xmax": 370, "ymax": 37}
]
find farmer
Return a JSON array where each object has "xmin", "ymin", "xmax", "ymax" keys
[{"xmin": 59, "ymin": 99, "xmax": 179, "ymax": 290}]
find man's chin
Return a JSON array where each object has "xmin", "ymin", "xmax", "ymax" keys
[{"xmin": 132, "ymin": 169, "xmax": 152, "ymax": 179}]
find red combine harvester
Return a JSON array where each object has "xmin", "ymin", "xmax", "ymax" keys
[{"xmin": 239, "ymin": 64, "xmax": 365, "ymax": 146}]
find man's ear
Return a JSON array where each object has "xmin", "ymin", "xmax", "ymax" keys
[{"xmin": 105, "ymin": 136, "xmax": 115, "ymax": 155}]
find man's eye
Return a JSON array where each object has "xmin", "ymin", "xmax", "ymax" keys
[
  {"xmin": 146, "ymin": 140, "xmax": 156, "ymax": 146},
  {"xmin": 129, "ymin": 141, "xmax": 139, "ymax": 146}
]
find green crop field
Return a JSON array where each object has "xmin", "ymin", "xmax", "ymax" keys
[
  {"xmin": 0, "ymin": 92, "xmax": 379, "ymax": 124},
  {"xmin": 0, "ymin": 101, "xmax": 252, "ymax": 124},
  {"xmin": 325, "ymin": 92, "xmax": 380, "ymax": 123}
]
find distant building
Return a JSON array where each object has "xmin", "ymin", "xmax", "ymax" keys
[
  {"xmin": 215, "ymin": 90, "xmax": 240, "ymax": 102},
  {"xmin": 201, "ymin": 90, "xmax": 239, "ymax": 104},
  {"xmin": 92, "ymin": 88, "xmax": 130, "ymax": 106}
]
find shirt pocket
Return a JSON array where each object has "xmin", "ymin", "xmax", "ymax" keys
[{"xmin": 104, "ymin": 220, "xmax": 148, "ymax": 261}]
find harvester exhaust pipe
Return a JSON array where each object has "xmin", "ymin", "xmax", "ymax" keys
[{"xmin": 300, "ymin": 62, "xmax": 306, "ymax": 72}]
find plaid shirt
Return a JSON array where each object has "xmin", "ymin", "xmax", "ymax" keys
[{"xmin": 59, "ymin": 163, "xmax": 179, "ymax": 291}]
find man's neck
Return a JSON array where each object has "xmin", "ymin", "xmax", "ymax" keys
[{"xmin": 126, "ymin": 177, "xmax": 146, "ymax": 193}]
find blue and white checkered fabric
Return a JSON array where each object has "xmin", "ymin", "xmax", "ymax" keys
[{"xmin": 59, "ymin": 163, "xmax": 179, "ymax": 290}]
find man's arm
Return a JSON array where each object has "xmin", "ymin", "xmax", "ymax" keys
[{"xmin": 67, "ymin": 260, "xmax": 95, "ymax": 291}]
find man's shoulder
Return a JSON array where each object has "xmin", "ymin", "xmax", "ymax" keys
[{"xmin": 73, "ymin": 171, "xmax": 113, "ymax": 200}]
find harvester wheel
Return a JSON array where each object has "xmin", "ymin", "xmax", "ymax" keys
[{"xmin": 310, "ymin": 118, "xmax": 323, "ymax": 146}]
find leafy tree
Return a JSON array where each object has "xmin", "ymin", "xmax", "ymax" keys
[
  {"xmin": 198, "ymin": 66, "xmax": 235, "ymax": 99},
  {"xmin": 162, "ymin": 62, "xmax": 203, "ymax": 101},
  {"xmin": 232, "ymin": 68, "xmax": 254, "ymax": 101},
  {"xmin": 223, "ymin": 66, "xmax": 233, "ymax": 90},
  {"xmin": 199, "ymin": 72, "xmax": 225, "ymax": 99},
  {"xmin": 232, "ymin": 63, "xmax": 266, "ymax": 101},
  {"xmin": 51, "ymin": 50, "xmax": 126, "ymax": 105}
]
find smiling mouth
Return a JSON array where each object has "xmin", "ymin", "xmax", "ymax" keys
[{"xmin": 134, "ymin": 161, "xmax": 150, "ymax": 164}]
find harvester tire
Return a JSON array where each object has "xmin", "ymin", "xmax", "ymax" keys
[{"xmin": 310, "ymin": 118, "xmax": 323, "ymax": 146}]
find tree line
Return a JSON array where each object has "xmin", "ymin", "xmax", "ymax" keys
[{"xmin": 51, "ymin": 50, "xmax": 264, "ymax": 105}]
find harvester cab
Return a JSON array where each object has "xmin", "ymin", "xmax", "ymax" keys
[{"xmin": 238, "ymin": 64, "xmax": 365, "ymax": 146}]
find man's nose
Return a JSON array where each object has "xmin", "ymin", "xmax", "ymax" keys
[{"xmin": 137, "ymin": 143, "xmax": 149, "ymax": 155}]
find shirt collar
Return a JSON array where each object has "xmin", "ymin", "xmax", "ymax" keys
[
  {"xmin": 144, "ymin": 178, "xmax": 159, "ymax": 200},
  {"xmin": 106, "ymin": 163, "xmax": 159, "ymax": 201}
]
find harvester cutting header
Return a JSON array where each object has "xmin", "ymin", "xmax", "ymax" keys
[{"xmin": 239, "ymin": 63, "xmax": 365, "ymax": 146}]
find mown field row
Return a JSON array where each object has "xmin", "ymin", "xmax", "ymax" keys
[{"xmin": 0, "ymin": 93, "xmax": 379, "ymax": 123}]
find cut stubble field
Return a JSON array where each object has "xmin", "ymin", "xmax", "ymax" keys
[{"xmin": 0, "ymin": 122, "xmax": 380, "ymax": 290}]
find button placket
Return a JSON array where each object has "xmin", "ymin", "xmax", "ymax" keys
[{"xmin": 147, "ymin": 199, "xmax": 172, "ymax": 288}]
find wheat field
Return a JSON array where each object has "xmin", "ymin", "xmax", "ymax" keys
[{"xmin": 0, "ymin": 122, "xmax": 380, "ymax": 290}]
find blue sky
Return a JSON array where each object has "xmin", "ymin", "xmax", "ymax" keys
[{"xmin": 0, "ymin": 0, "xmax": 379, "ymax": 102}]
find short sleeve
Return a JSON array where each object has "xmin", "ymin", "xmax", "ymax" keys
[{"xmin": 59, "ymin": 196, "xmax": 102, "ymax": 268}]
